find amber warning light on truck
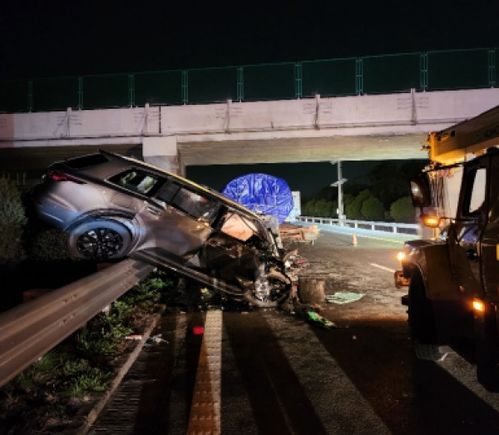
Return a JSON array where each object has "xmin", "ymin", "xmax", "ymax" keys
[
  {"xmin": 472, "ymin": 298, "xmax": 486, "ymax": 314},
  {"xmin": 421, "ymin": 214, "xmax": 440, "ymax": 228}
]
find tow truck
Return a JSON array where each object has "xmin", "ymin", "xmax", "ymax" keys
[{"xmin": 395, "ymin": 105, "xmax": 499, "ymax": 389}]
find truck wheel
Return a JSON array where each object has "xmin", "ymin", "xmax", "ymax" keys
[
  {"xmin": 476, "ymin": 306, "xmax": 499, "ymax": 391},
  {"xmin": 408, "ymin": 271, "xmax": 442, "ymax": 361}
]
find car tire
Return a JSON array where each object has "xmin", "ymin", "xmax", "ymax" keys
[
  {"xmin": 408, "ymin": 270, "xmax": 443, "ymax": 361},
  {"xmin": 244, "ymin": 269, "xmax": 291, "ymax": 308},
  {"xmin": 68, "ymin": 219, "xmax": 132, "ymax": 261}
]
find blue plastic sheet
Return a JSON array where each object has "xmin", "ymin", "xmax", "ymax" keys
[{"xmin": 222, "ymin": 173, "xmax": 294, "ymax": 223}]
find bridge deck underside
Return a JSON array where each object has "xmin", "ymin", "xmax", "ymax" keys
[{"xmin": 178, "ymin": 134, "xmax": 427, "ymax": 166}]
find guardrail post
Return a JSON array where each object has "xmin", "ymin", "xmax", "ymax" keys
[
  {"xmin": 181, "ymin": 71, "xmax": 189, "ymax": 104},
  {"xmin": 27, "ymin": 80, "xmax": 33, "ymax": 112},
  {"xmin": 419, "ymin": 52, "xmax": 428, "ymax": 91},
  {"xmin": 489, "ymin": 49, "xmax": 496, "ymax": 87},
  {"xmin": 294, "ymin": 63, "xmax": 303, "ymax": 99},
  {"xmin": 392, "ymin": 225, "xmax": 397, "ymax": 233},
  {"xmin": 128, "ymin": 74, "xmax": 135, "ymax": 107},
  {"xmin": 237, "ymin": 67, "xmax": 244, "ymax": 102},
  {"xmin": 355, "ymin": 59, "xmax": 364, "ymax": 95},
  {"xmin": 77, "ymin": 77, "xmax": 83, "ymax": 110}
]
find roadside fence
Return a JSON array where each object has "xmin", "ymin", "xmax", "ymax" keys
[{"xmin": 296, "ymin": 216, "xmax": 420, "ymax": 236}]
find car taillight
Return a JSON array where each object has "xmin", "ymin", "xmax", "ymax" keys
[{"xmin": 47, "ymin": 170, "xmax": 85, "ymax": 184}]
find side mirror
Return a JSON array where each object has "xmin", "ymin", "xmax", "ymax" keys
[{"xmin": 409, "ymin": 174, "xmax": 432, "ymax": 208}]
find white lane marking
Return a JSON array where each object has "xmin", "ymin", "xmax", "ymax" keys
[
  {"xmin": 187, "ymin": 310, "xmax": 222, "ymax": 435},
  {"xmin": 262, "ymin": 313, "xmax": 392, "ymax": 434},
  {"xmin": 438, "ymin": 350, "xmax": 499, "ymax": 414},
  {"xmin": 357, "ymin": 235, "xmax": 408, "ymax": 245},
  {"xmin": 369, "ymin": 263, "xmax": 396, "ymax": 273}
]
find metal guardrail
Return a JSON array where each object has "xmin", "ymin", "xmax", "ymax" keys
[
  {"xmin": 0, "ymin": 259, "xmax": 153, "ymax": 388},
  {"xmin": 296, "ymin": 216, "xmax": 420, "ymax": 236}
]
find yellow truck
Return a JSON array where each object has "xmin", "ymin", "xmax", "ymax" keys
[{"xmin": 395, "ymin": 105, "xmax": 499, "ymax": 389}]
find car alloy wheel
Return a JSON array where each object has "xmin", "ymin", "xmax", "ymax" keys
[{"xmin": 76, "ymin": 227, "xmax": 124, "ymax": 259}]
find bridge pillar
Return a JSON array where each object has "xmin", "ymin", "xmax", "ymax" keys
[{"xmin": 142, "ymin": 136, "xmax": 181, "ymax": 175}]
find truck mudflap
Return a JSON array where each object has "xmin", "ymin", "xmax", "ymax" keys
[{"xmin": 401, "ymin": 294, "xmax": 409, "ymax": 306}]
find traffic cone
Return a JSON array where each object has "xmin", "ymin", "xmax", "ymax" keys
[{"xmin": 352, "ymin": 233, "xmax": 358, "ymax": 246}]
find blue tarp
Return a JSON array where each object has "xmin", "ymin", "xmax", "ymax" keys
[{"xmin": 222, "ymin": 173, "xmax": 294, "ymax": 223}]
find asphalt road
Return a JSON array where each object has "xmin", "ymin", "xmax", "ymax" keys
[{"xmin": 90, "ymin": 231, "xmax": 499, "ymax": 435}]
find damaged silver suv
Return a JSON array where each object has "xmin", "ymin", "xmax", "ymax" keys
[{"xmin": 32, "ymin": 150, "xmax": 291, "ymax": 307}]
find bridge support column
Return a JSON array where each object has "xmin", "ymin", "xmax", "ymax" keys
[{"xmin": 142, "ymin": 136, "xmax": 181, "ymax": 175}]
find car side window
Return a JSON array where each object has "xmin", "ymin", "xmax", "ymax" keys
[
  {"xmin": 111, "ymin": 170, "xmax": 159, "ymax": 195},
  {"xmin": 155, "ymin": 180, "xmax": 220, "ymax": 223}
]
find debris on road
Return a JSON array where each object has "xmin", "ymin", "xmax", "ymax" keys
[
  {"xmin": 146, "ymin": 334, "xmax": 168, "ymax": 345},
  {"xmin": 326, "ymin": 292, "xmax": 365, "ymax": 305},
  {"xmin": 280, "ymin": 223, "xmax": 320, "ymax": 244},
  {"xmin": 305, "ymin": 310, "xmax": 337, "ymax": 329},
  {"xmin": 298, "ymin": 276, "xmax": 326, "ymax": 304}
]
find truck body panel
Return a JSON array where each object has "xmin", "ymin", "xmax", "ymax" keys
[{"xmin": 398, "ymin": 104, "xmax": 499, "ymax": 388}]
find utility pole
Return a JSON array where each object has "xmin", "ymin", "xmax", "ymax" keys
[{"xmin": 330, "ymin": 161, "xmax": 347, "ymax": 224}]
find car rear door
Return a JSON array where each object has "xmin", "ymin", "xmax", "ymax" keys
[{"xmin": 108, "ymin": 168, "xmax": 214, "ymax": 260}]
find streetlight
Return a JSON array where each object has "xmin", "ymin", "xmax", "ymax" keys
[{"xmin": 330, "ymin": 160, "xmax": 347, "ymax": 224}]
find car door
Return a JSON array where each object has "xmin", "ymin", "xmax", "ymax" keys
[
  {"xmin": 136, "ymin": 178, "xmax": 217, "ymax": 260},
  {"xmin": 108, "ymin": 168, "xmax": 215, "ymax": 261},
  {"xmin": 448, "ymin": 157, "xmax": 488, "ymax": 295}
]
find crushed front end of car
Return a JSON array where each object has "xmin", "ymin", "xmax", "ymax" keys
[{"xmin": 132, "ymin": 193, "xmax": 292, "ymax": 308}]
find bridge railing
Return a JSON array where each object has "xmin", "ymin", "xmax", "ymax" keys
[
  {"xmin": 296, "ymin": 216, "xmax": 421, "ymax": 236},
  {"xmin": 0, "ymin": 47, "xmax": 497, "ymax": 113}
]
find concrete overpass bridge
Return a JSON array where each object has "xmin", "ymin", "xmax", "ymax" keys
[
  {"xmin": 0, "ymin": 48, "xmax": 498, "ymax": 174},
  {"xmin": 1, "ymin": 88, "xmax": 499, "ymax": 174}
]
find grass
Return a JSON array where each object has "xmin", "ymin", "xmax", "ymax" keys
[{"xmin": 0, "ymin": 271, "xmax": 174, "ymax": 433}]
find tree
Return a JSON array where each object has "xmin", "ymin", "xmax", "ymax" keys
[
  {"xmin": 361, "ymin": 195, "xmax": 385, "ymax": 221},
  {"xmin": 345, "ymin": 189, "xmax": 370, "ymax": 219},
  {"xmin": 390, "ymin": 196, "xmax": 416, "ymax": 223},
  {"xmin": 301, "ymin": 199, "xmax": 316, "ymax": 216},
  {"xmin": 0, "ymin": 178, "xmax": 27, "ymax": 263}
]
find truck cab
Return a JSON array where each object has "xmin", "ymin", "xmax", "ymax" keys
[{"xmin": 396, "ymin": 105, "xmax": 499, "ymax": 389}]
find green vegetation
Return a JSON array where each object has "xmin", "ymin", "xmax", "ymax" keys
[
  {"xmin": 29, "ymin": 228, "xmax": 70, "ymax": 261},
  {"xmin": 0, "ymin": 272, "xmax": 174, "ymax": 432},
  {"xmin": 301, "ymin": 198, "xmax": 337, "ymax": 217},
  {"xmin": 345, "ymin": 189, "xmax": 370, "ymax": 219},
  {"xmin": 390, "ymin": 196, "xmax": 415, "ymax": 223},
  {"xmin": 361, "ymin": 196, "xmax": 385, "ymax": 221},
  {"xmin": 301, "ymin": 161, "xmax": 425, "ymax": 222},
  {"xmin": 0, "ymin": 178, "xmax": 27, "ymax": 263}
]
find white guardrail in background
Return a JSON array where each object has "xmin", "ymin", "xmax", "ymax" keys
[{"xmin": 296, "ymin": 216, "xmax": 421, "ymax": 236}]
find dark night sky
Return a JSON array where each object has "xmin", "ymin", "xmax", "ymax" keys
[{"xmin": 1, "ymin": 0, "xmax": 499, "ymax": 79}]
